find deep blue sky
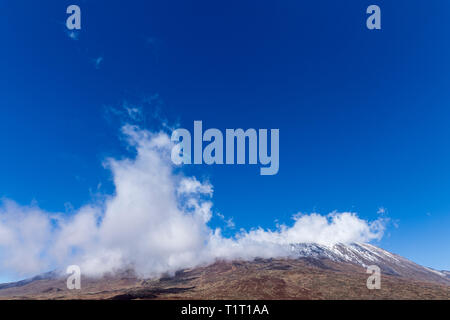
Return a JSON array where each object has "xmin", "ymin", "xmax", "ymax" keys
[{"xmin": 1, "ymin": 0, "xmax": 449, "ymax": 276}]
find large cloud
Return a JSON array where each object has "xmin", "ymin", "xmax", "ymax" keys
[{"xmin": 0, "ymin": 125, "xmax": 386, "ymax": 280}]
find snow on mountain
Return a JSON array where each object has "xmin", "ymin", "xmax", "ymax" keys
[{"xmin": 290, "ymin": 242, "xmax": 450, "ymax": 285}]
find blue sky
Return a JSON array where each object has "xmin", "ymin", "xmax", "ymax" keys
[{"xmin": 1, "ymin": 0, "xmax": 450, "ymax": 282}]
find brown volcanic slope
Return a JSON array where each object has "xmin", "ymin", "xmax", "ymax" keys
[{"xmin": 0, "ymin": 258, "xmax": 448, "ymax": 300}]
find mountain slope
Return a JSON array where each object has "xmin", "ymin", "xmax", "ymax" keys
[{"xmin": 0, "ymin": 243, "xmax": 448, "ymax": 300}]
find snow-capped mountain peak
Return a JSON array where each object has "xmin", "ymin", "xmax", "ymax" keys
[{"xmin": 289, "ymin": 242, "xmax": 449, "ymax": 285}]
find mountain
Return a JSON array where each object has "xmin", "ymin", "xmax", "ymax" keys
[
  {"xmin": 0, "ymin": 271, "xmax": 58, "ymax": 291},
  {"xmin": 0, "ymin": 243, "xmax": 448, "ymax": 300},
  {"xmin": 290, "ymin": 243, "xmax": 449, "ymax": 285}
]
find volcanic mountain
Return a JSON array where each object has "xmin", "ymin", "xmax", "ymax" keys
[{"xmin": 0, "ymin": 243, "xmax": 448, "ymax": 300}]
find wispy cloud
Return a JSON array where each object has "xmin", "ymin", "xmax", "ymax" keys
[
  {"xmin": 93, "ymin": 56, "xmax": 103, "ymax": 69},
  {"xmin": 377, "ymin": 207, "xmax": 386, "ymax": 214},
  {"xmin": 217, "ymin": 213, "xmax": 235, "ymax": 229},
  {"xmin": 66, "ymin": 30, "xmax": 80, "ymax": 40}
]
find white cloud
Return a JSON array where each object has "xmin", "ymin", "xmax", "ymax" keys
[
  {"xmin": 0, "ymin": 126, "xmax": 387, "ymax": 280},
  {"xmin": 178, "ymin": 177, "xmax": 213, "ymax": 196},
  {"xmin": 0, "ymin": 201, "xmax": 55, "ymax": 275}
]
